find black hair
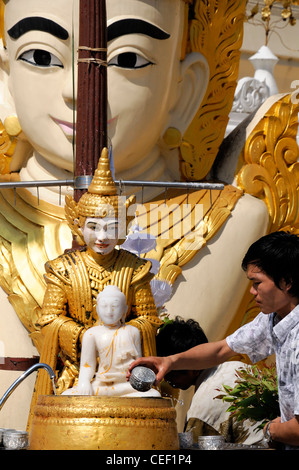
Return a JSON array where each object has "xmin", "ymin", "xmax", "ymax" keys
[
  {"xmin": 241, "ymin": 231, "xmax": 299, "ymax": 299},
  {"xmin": 156, "ymin": 316, "xmax": 208, "ymax": 357}
]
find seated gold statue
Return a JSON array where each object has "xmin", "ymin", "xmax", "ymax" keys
[{"xmin": 32, "ymin": 148, "xmax": 162, "ymax": 411}]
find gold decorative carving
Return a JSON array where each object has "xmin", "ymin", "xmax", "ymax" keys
[
  {"xmin": 137, "ymin": 185, "xmax": 243, "ymax": 286},
  {"xmin": 181, "ymin": 0, "xmax": 246, "ymax": 180},
  {"xmin": 4, "ymin": 115, "xmax": 22, "ymax": 137},
  {"xmin": 236, "ymin": 94, "xmax": 299, "ymax": 234},
  {"xmin": 0, "ymin": 178, "xmax": 70, "ymax": 349},
  {"xmin": 163, "ymin": 127, "xmax": 182, "ymax": 148},
  {"xmin": 0, "ymin": 121, "xmax": 15, "ymax": 175},
  {"xmin": 222, "ymin": 94, "xmax": 299, "ymax": 342}
]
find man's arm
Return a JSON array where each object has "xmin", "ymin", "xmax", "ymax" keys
[
  {"xmin": 266, "ymin": 416, "xmax": 299, "ymax": 447},
  {"xmin": 127, "ymin": 339, "xmax": 236, "ymax": 384}
]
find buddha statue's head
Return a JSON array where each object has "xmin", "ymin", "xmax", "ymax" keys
[
  {"xmin": 65, "ymin": 147, "xmax": 135, "ymax": 249},
  {"xmin": 0, "ymin": 0, "xmax": 245, "ymax": 183},
  {"xmin": 96, "ymin": 285, "xmax": 128, "ymax": 326}
]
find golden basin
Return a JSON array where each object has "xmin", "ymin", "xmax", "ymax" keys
[{"xmin": 29, "ymin": 395, "xmax": 179, "ymax": 450}]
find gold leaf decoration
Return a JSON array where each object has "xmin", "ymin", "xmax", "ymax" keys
[
  {"xmin": 180, "ymin": 0, "xmax": 246, "ymax": 181},
  {"xmin": 236, "ymin": 94, "xmax": 299, "ymax": 234},
  {"xmin": 0, "ymin": 121, "xmax": 15, "ymax": 175},
  {"xmin": 245, "ymin": 0, "xmax": 298, "ymax": 28}
]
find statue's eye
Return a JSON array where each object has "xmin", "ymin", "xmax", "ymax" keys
[
  {"xmin": 108, "ymin": 52, "xmax": 152, "ymax": 69},
  {"xmin": 18, "ymin": 49, "xmax": 63, "ymax": 68},
  {"xmin": 107, "ymin": 223, "xmax": 118, "ymax": 235},
  {"xmin": 86, "ymin": 222, "xmax": 97, "ymax": 231}
]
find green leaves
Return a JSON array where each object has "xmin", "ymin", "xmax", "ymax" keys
[{"xmin": 214, "ymin": 363, "xmax": 279, "ymax": 430}]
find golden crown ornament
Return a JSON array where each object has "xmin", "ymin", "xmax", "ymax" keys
[{"xmin": 65, "ymin": 147, "xmax": 136, "ymax": 245}]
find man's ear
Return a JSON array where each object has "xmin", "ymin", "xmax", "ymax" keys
[
  {"xmin": 280, "ymin": 278, "xmax": 293, "ymax": 293},
  {"xmin": 165, "ymin": 52, "xmax": 209, "ymax": 135}
]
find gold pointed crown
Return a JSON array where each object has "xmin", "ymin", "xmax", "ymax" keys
[
  {"xmin": 87, "ymin": 146, "xmax": 117, "ymax": 196},
  {"xmin": 65, "ymin": 148, "xmax": 136, "ymax": 244},
  {"xmin": 77, "ymin": 147, "xmax": 120, "ymax": 218}
]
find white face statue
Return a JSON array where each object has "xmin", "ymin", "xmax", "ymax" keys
[
  {"xmin": 2, "ymin": 0, "xmax": 208, "ymax": 177},
  {"xmin": 4, "ymin": 0, "xmax": 79, "ymax": 172},
  {"xmin": 96, "ymin": 286, "xmax": 128, "ymax": 326},
  {"xmin": 106, "ymin": 0, "xmax": 186, "ymax": 174},
  {"xmin": 81, "ymin": 217, "xmax": 119, "ymax": 255}
]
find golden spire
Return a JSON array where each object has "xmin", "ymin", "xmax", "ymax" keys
[
  {"xmin": 88, "ymin": 147, "xmax": 117, "ymax": 196},
  {"xmin": 77, "ymin": 147, "xmax": 121, "ymax": 218}
]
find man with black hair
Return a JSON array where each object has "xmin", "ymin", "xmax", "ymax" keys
[{"xmin": 129, "ymin": 231, "xmax": 299, "ymax": 449}]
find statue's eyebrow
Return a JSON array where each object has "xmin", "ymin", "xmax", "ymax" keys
[
  {"xmin": 7, "ymin": 17, "xmax": 69, "ymax": 40},
  {"xmin": 107, "ymin": 19, "xmax": 170, "ymax": 42}
]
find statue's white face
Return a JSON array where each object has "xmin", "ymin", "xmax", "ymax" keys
[
  {"xmin": 3, "ymin": 0, "xmax": 207, "ymax": 177},
  {"xmin": 106, "ymin": 0, "xmax": 185, "ymax": 174},
  {"xmin": 4, "ymin": 0, "xmax": 79, "ymax": 172},
  {"xmin": 81, "ymin": 217, "xmax": 119, "ymax": 255},
  {"xmin": 96, "ymin": 287, "xmax": 127, "ymax": 326}
]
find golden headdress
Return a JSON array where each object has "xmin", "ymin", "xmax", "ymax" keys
[{"xmin": 65, "ymin": 147, "xmax": 136, "ymax": 245}]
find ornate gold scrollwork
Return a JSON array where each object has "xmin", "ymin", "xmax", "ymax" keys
[
  {"xmin": 224, "ymin": 94, "xmax": 299, "ymax": 343},
  {"xmin": 236, "ymin": 94, "xmax": 299, "ymax": 234},
  {"xmin": 0, "ymin": 121, "xmax": 15, "ymax": 174},
  {"xmin": 181, "ymin": 0, "xmax": 246, "ymax": 181}
]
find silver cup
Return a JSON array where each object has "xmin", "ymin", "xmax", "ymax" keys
[
  {"xmin": 197, "ymin": 435, "xmax": 225, "ymax": 450},
  {"xmin": 179, "ymin": 431, "xmax": 194, "ymax": 449},
  {"xmin": 3, "ymin": 429, "xmax": 29, "ymax": 450},
  {"xmin": 1, "ymin": 428, "xmax": 15, "ymax": 447},
  {"xmin": 129, "ymin": 366, "xmax": 156, "ymax": 392},
  {"xmin": 0, "ymin": 428, "xmax": 4, "ymax": 446}
]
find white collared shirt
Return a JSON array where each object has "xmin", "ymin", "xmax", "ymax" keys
[{"xmin": 226, "ymin": 305, "xmax": 299, "ymax": 431}]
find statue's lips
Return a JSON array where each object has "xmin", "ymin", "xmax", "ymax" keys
[
  {"xmin": 95, "ymin": 242, "xmax": 110, "ymax": 248},
  {"xmin": 52, "ymin": 117, "xmax": 75, "ymax": 136},
  {"xmin": 52, "ymin": 116, "xmax": 117, "ymax": 137}
]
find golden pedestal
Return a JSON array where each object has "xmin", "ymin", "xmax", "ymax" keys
[{"xmin": 29, "ymin": 395, "xmax": 179, "ymax": 450}]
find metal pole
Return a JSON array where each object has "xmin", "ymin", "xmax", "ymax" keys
[{"xmin": 0, "ymin": 179, "xmax": 224, "ymax": 191}]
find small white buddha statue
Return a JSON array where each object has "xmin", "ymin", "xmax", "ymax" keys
[{"xmin": 63, "ymin": 285, "xmax": 160, "ymax": 397}]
